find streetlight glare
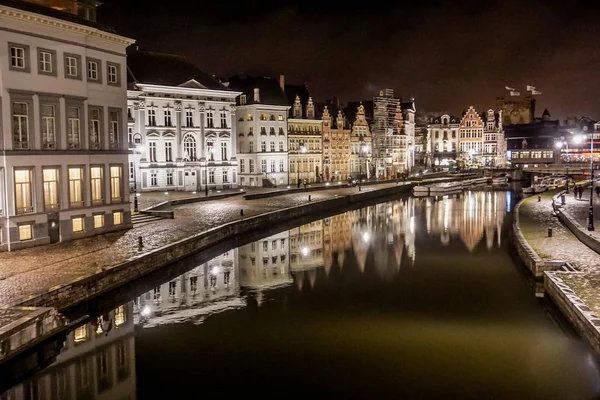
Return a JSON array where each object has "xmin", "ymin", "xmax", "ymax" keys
[
  {"xmin": 574, "ymin": 135, "xmax": 584, "ymax": 144},
  {"xmin": 554, "ymin": 141, "xmax": 563, "ymax": 148}
]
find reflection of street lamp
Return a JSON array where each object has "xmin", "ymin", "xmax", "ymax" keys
[
  {"xmin": 297, "ymin": 143, "xmax": 307, "ymax": 186},
  {"xmin": 205, "ymin": 147, "xmax": 215, "ymax": 196}
]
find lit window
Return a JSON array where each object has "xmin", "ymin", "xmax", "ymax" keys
[
  {"xmin": 18, "ymin": 224, "xmax": 32, "ymax": 241},
  {"xmin": 115, "ymin": 306, "xmax": 125, "ymax": 326},
  {"xmin": 74, "ymin": 325, "xmax": 87, "ymax": 343},
  {"xmin": 94, "ymin": 214, "xmax": 104, "ymax": 228},
  {"xmin": 113, "ymin": 211, "xmax": 123, "ymax": 225},
  {"xmin": 90, "ymin": 167, "xmax": 104, "ymax": 205},
  {"xmin": 278, "ymin": 115, "xmax": 284, "ymax": 121},
  {"xmin": 15, "ymin": 169, "xmax": 33, "ymax": 215},
  {"xmin": 110, "ymin": 166, "xmax": 122, "ymax": 202},
  {"xmin": 72, "ymin": 217, "xmax": 84, "ymax": 233},
  {"xmin": 43, "ymin": 168, "xmax": 60, "ymax": 210},
  {"xmin": 68, "ymin": 167, "xmax": 84, "ymax": 208}
]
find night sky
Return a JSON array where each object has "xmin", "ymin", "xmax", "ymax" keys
[{"xmin": 99, "ymin": 0, "xmax": 600, "ymax": 120}]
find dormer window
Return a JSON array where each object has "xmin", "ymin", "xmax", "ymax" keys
[{"xmin": 240, "ymin": 94, "xmax": 247, "ymax": 105}]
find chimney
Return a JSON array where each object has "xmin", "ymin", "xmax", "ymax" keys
[
  {"xmin": 253, "ymin": 88, "xmax": 260, "ymax": 103},
  {"xmin": 279, "ymin": 75, "xmax": 285, "ymax": 91}
]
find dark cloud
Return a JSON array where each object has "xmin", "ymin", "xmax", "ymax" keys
[{"xmin": 99, "ymin": 0, "xmax": 600, "ymax": 119}]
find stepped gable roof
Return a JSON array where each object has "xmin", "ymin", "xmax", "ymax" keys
[
  {"xmin": 284, "ymin": 83, "xmax": 310, "ymax": 108},
  {"xmin": 127, "ymin": 50, "xmax": 228, "ymax": 91},
  {"xmin": 226, "ymin": 75, "xmax": 288, "ymax": 106}
]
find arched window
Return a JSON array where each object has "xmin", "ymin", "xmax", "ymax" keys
[{"xmin": 184, "ymin": 134, "xmax": 196, "ymax": 161}]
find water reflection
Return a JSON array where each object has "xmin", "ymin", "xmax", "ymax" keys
[{"xmin": 2, "ymin": 304, "xmax": 135, "ymax": 399}]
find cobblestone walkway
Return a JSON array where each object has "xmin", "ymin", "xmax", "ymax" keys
[
  {"xmin": 0, "ymin": 182, "xmax": 402, "ymax": 306},
  {"xmin": 519, "ymin": 189, "xmax": 600, "ymax": 314}
]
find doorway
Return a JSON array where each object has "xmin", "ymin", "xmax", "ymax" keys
[
  {"xmin": 184, "ymin": 170, "xmax": 197, "ymax": 191},
  {"xmin": 47, "ymin": 213, "xmax": 59, "ymax": 243}
]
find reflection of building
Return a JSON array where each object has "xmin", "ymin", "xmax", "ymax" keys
[
  {"xmin": 0, "ymin": 0, "xmax": 135, "ymax": 251},
  {"xmin": 127, "ymin": 50, "xmax": 241, "ymax": 193},
  {"xmin": 134, "ymin": 250, "xmax": 240, "ymax": 327},
  {"xmin": 226, "ymin": 75, "xmax": 290, "ymax": 187},
  {"xmin": 3, "ymin": 303, "xmax": 136, "ymax": 399},
  {"xmin": 322, "ymin": 107, "xmax": 351, "ymax": 182},
  {"xmin": 238, "ymin": 231, "xmax": 292, "ymax": 289},
  {"xmin": 323, "ymin": 212, "xmax": 352, "ymax": 274},
  {"xmin": 289, "ymin": 221, "xmax": 324, "ymax": 272}
]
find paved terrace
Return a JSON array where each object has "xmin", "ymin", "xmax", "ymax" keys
[
  {"xmin": 518, "ymin": 189, "xmax": 600, "ymax": 313},
  {"xmin": 0, "ymin": 181, "xmax": 410, "ymax": 306}
]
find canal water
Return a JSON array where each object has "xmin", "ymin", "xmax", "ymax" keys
[{"xmin": 3, "ymin": 190, "xmax": 600, "ymax": 399}]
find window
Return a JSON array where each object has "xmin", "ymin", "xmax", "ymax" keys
[
  {"xmin": 87, "ymin": 58, "xmax": 101, "ymax": 82},
  {"xmin": 74, "ymin": 325, "xmax": 87, "ymax": 343},
  {"xmin": 249, "ymin": 141, "xmax": 254, "ymax": 153},
  {"xmin": 115, "ymin": 306, "xmax": 125, "ymax": 326},
  {"xmin": 186, "ymin": 110, "xmax": 193, "ymax": 127},
  {"xmin": 148, "ymin": 108, "xmax": 156, "ymax": 126},
  {"xmin": 165, "ymin": 142, "xmax": 173, "ymax": 162},
  {"xmin": 270, "ymin": 160, "xmax": 276, "ymax": 172},
  {"xmin": 69, "ymin": 168, "xmax": 83, "ymax": 208},
  {"xmin": 107, "ymin": 62, "xmax": 119, "ymax": 85},
  {"xmin": 240, "ymin": 159, "xmax": 245, "ymax": 173},
  {"xmin": 249, "ymin": 159, "xmax": 255, "ymax": 173},
  {"xmin": 279, "ymin": 141, "xmax": 284, "ymax": 152},
  {"xmin": 261, "ymin": 141, "xmax": 266, "ymax": 152},
  {"xmin": 90, "ymin": 167, "xmax": 104, "ymax": 205},
  {"xmin": 110, "ymin": 166, "xmax": 122, "ymax": 202},
  {"xmin": 278, "ymin": 115, "xmax": 284, "ymax": 121},
  {"xmin": 247, "ymin": 113, "xmax": 253, "ymax": 121},
  {"xmin": 222, "ymin": 170, "xmax": 228, "ymax": 182},
  {"xmin": 149, "ymin": 142, "xmax": 157, "ymax": 162},
  {"xmin": 221, "ymin": 142, "xmax": 227, "ymax": 160},
  {"xmin": 64, "ymin": 53, "xmax": 80, "ymax": 79},
  {"xmin": 220, "ymin": 111, "xmax": 227, "ymax": 128},
  {"xmin": 18, "ymin": 224, "xmax": 33, "ymax": 241},
  {"xmin": 13, "ymin": 102, "xmax": 29, "ymax": 149},
  {"xmin": 279, "ymin": 159, "xmax": 284, "ymax": 172},
  {"xmin": 72, "ymin": 217, "xmax": 84, "ymax": 233},
  {"xmin": 41, "ymin": 104, "xmax": 56, "ymax": 149},
  {"xmin": 38, "ymin": 49, "xmax": 55, "ymax": 75},
  {"xmin": 209, "ymin": 170, "xmax": 215, "ymax": 183},
  {"xmin": 183, "ymin": 135, "xmax": 196, "ymax": 160},
  {"xmin": 279, "ymin": 127, "xmax": 284, "ymax": 135},
  {"xmin": 113, "ymin": 211, "xmax": 123, "ymax": 225},
  {"xmin": 9, "ymin": 43, "xmax": 29, "ymax": 71},
  {"xmin": 67, "ymin": 107, "xmax": 81, "ymax": 149},
  {"xmin": 43, "ymin": 168, "xmax": 60, "ymax": 210},
  {"xmin": 270, "ymin": 127, "xmax": 275, "ymax": 135},
  {"xmin": 109, "ymin": 110, "xmax": 119, "ymax": 149},
  {"xmin": 164, "ymin": 108, "xmax": 172, "ymax": 127},
  {"xmin": 150, "ymin": 173, "xmax": 157, "ymax": 186},
  {"xmin": 207, "ymin": 142, "xmax": 214, "ymax": 160},
  {"xmin": 207, "ymin": 111, "xmax": 214, "ymax": 128},
  {"xmin": 260, "ymin": 114, "xmax": 267, "ymax": 121},
  {"xmin": 167, "ymin": 172, "xmax": 173, "ymax": 185},
  {"xmin": 14, "ymin": 169, "xmax": 33, "ymax": 215},
  {"xmin": 89, "ymin": 107, "xmax": 101, "ymax": 149},
  {"xmin": 261, "ymin": 159, "xmax": 267, "ymax": 172},
  {"xmin": 94, "ymin": 214, "xmax": 104, "ymax": 228}
]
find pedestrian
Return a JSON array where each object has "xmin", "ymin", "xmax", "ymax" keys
[
  {"xmin": 579, "ymin": 185, "xmax": 583, "ymax": 200},
  {"xmin": 596, "ymin": 185, "xmax": 600, "ymax": 198},
  {"xmin": 297, "ymin": 180, "xmax": 301, "ymax": 189}
]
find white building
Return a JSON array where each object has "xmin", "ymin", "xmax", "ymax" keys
[
  {"xmin": 427, "ymin": 114, "xmax": 460, "ymax": 168},
  {"xmin": 0, "ymin": 0, "xmax": 135, "ymax": 251},
  {"xmin": 127, "ymin": 50, "xmax": 241, "ymax": 193},
  {"xmin": 225, "ymin": 75, "xmax": 290, "ymax": 187}
]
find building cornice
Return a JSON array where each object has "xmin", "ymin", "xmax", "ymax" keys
[
  {"xmin": 288, "ymin": 118, "xmax": 323, "ymax": 124},
  {"xmin": 136, "ymin": 84, "xmax": 241, "ymax": 99},
  {"xmin": 0, "ymin": 5, "xmax": 135, "ymax": 47},
  {"xmin": 237, "ymin": 104, "xmax": 291, "ymax": 111}
]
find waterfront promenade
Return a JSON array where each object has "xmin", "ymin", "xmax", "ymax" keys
[{"xmin": 0, "ymin": 181, "xmax": 410, "ymax": 307}]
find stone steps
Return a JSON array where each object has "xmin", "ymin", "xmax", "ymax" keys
[{"xmin": 131, "ymin": 213, "xmax": 166, "ymax": 226}]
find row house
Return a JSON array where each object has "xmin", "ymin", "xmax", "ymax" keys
[
  {"xmin": 0, "ymin": 0, "xmax": 135, "ymax": 251},
  {"xmin": 226, "ymin": 75, "xmax": 290, "ymax": 187},
  {"xmin": 322, "ymin": 107, "xmax": 351, "ymax": 182},
  {"xmin": 458, "ymin": 106, "xmax": 505, "ymax": 168},
  {"xmin": 427, "ymin": 114, "xmax": 460, "ymax": 167},
  {"xmin": 127, "ymin": 50, "xmax": 241, "ymax": 194},
  {"xmin": 349, "ymin": 104, "xmax": 373, "ymax": 179},
  {"xmin": 287, "ymin": 95, "xmax": 323, "ymax": 185}
]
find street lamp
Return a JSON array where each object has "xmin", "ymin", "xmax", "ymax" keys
[
  {"xmin": 205, "ymin": 147, "xmax": 215, "ymax": 196},
  {"xmin": 555, "ymin": 139, "xmax": 570, "ymax": 193},
  {"xmin": 132, "ymin": 139, "xmax": 144, "ymax": 212},
  {"xmin": 297, "ymin": 143, "xmax": 307, "ymax": 187}
]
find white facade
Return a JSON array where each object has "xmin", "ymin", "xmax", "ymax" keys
[
  {"xmin": 0, "ymin": 3, "xmax": 135, "ymax": 251},
  {"xmin": 128, "ymin": 84, "xmax": 241, "ymax": 193},
  {"xmin": 427, "ymin": 114, "xmax": 460, "ymax": 167},
  {"xmin": 236, "ymin": 105, "xmax": 289, "ymax": 187}
]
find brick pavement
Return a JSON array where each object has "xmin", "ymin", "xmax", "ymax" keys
[
  {"xmin": 0, "ymin": 181, "xmax": 402, "ymax": 306},
  {"xmin": 519, "ymin": 189, "xmax": 600, "ymax": 314}
]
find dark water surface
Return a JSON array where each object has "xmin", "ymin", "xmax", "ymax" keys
[{"xmin": 4, "ymin": 190, "xmax": 600, "ymax": 399}]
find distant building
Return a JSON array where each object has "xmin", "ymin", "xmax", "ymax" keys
[
  {"xmin": 349, "ymin": 104, "xmax": 373, "ymax": 179},
  {"xmin": 458, "ymin": 107, "xmax": 505, "ymax": 168},
  {"xmin": 226, "ymin": 75, "xmax": 290, "ymax": 187},
  {"xmin": 285, "ymin": 83, "xmax": 323, "ymax": 184},
  {"xmin": 496, "ymin": 95, "xmax": 535, "ymax": 125},
  {"xmin": 0, "ymin": 0, "xmax": 135, "ymax": 251},
  {"xmin": 127, "ymin": 50, "xmax": 241, "ymax": 193},
  {"xmin": 427, "ymin": 114, "xmax": 460, "ymax": 168},
  {"xmin": 322, "ymin": 107, "xmax": 351, "ymax": 182}
]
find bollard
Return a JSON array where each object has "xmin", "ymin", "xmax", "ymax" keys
[
  {"xmin": 138, "ymin": 236, "xmax": 144, "ymax": 248},
  {"xmin": 561, "ymin": 194, "xmax": 565, "ymax": 205},
  {"xmin": 538, "ymin": 195, "xmax": 541, "ymax": 202},
  {"xmin": 308, "ymin": 195, "xmax": 311, "ymax": 202},
  {"xmin": 240, "ymin": 209, "xmax": 244, "ymax": 216},
  {"xmin": 548, "ymin": 227, "xmax": 553, "ymax": 237}
]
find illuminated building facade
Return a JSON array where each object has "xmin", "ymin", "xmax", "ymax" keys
[
  {"xmin": 458, "ymin": 106, "xmax": 505, "ymax": 167},
  {"xmin": 427, "ymin": 114, "xmax": 460, "ymax": 167},
  {"xmin": 322, "ymin": 107, "xmax": 351, "ymax": 182},
  {"xmin": 350, "ymin": 104, "xmax": 373, "ymax": 179},
  {"xmin": 0, "ymin": 0, "xmax": 134, "ymax": 251},
  {"xmin": 287, "ymin": 95, "xmax": 323, "ymax": 184},
  {"xmin": 127, "ymin": 50, "xmax": 241, "ymax": 193}
]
